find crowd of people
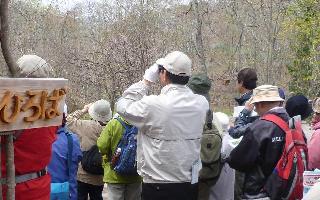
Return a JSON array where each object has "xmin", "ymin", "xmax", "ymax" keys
[{"xmin": 1, "ymin": 52, "xmax": 320, "ymax": 200}]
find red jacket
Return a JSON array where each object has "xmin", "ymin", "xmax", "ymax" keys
[
  {"xmin": 1, "ymin": 126, "xmax": 57, "ymax": 200},
  {"xmin": 308, "ymin": 121, "xmax": 320, "ymax": 170}
]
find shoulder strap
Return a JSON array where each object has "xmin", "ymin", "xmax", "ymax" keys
[
  {"xmin": 65, "ymin": 129, "xmax": 73, "ymax": 181},
  {"xmin": 262, "ymin": 114, "xmax": 290, "ymax": 132},
  {"xmin": 262, "ymin": 114, "xmax": 295, "ymax": 155},
  {"xmin": 116, "ymin": 117, "xmax": 132, "ymax": 131}
]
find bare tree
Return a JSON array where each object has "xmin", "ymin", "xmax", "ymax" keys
[{"xmin": 0, "ymin": 0, "xmax": 18, "ymax": 77}]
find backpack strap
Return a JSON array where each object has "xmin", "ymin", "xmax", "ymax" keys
[
  {"xmin": 59, "ymin": 126, "xmax": 73, "ymax": 182},
  {"xmin": 116, "ymin": 117, "xmax": 132, "ymax": 132},
  {"xmin": 66, "ymin": 132, "xmax": 73, "ymax": 180},
  {"xmin": 262, "ymin": 114, "xmax": 290, "ymax": 132},
  {"xmin": 113, "ymin": 117, "xmax": 130, "ymax": 150},
  {"xmin": 262, "ymin": 114, "xmax": 295, "ymax": 155}
]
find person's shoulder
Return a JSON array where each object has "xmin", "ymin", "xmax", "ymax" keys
[
  {"xmin": 248, "ymin": 118, "xmax": 276, "ymax": 133},
  {"xmin": 248, "ymin": 116, "xmax": 286, "ymax": 140},
  {"xmin": 142, "ymin": 94, "xmax": 160, "ymax": 102},
  {"xmin": 108, "ymin": 117, "xmax": 124, "ymax": 128},
  {"xmin": 139, "ymin": 94, "xmax": 165, "ymax": 108},
  {"xmin": 28, "ymin": 126, "xmax": 58, "ymax": 133},
  {"xmin": 192, "ymin": 93, "xmax": 209, "ymax": 107},
  {"xmin": 310, "ymin": 128, "xmax": 320, "ymax": 142},
  {"xmin": 70, "ymin": 133, "xmax": 80, "ymax": 143}
]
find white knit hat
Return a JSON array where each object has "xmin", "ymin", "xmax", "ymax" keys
[
  {"xmin": 16, "ymin": 55, "xmax": 53, "ymax": 78},
  {"xmin": 156, "ymin": 51, "xmax": 192, "ymax": 77},
  {"xmin": 88, "ymin": 100, "xmax": 112, "ymax": 123}
]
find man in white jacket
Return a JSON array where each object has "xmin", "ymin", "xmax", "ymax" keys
[{"xmin": 116, "ymin": 51, "xmax": 209, "ymax": 200}]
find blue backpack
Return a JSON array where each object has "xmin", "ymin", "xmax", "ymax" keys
[
  {"xmin": 50, "ymin": 126, "xmax": 73, "ymax": 200},
  {"xmin": 111, "ymin": 117, "xmax": 138, "ymax": 175}
]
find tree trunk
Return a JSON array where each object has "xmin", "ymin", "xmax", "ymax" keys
[
  {"xmin": 0, "ymin": 0, "xmax": 18, "ymax": 77},
  {"xmin": 5, "ymin": 134, "xmax": 15, "ymax": 200},
  {"xmin": 0, "ymin": 136, "xmax": 2, "ymax": 200},
  {"xmin": 194, "ymin": 0, "xmax": 207, "ymax": 74}
]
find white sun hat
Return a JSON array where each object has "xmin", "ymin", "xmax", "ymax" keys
[{"xmin": 88, "ymin": 99, "xmax": 112, "ymax": 123}]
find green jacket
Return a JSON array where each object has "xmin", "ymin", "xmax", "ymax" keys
[{"xmin": 97, "ymin": 115, "xmax": 142, "ymax": 184}]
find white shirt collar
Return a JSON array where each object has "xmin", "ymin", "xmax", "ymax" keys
[{"xmin": 160, "ymin": 84, "xmax": 188, "ymax": 94}]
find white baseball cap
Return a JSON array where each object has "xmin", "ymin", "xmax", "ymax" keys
[{"xmin": 156, "ymin": 51, "xmax": 192, "ymax": 77}]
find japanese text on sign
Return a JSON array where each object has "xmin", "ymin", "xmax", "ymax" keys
[{"xmin": 0, "ymin": 88, "xmax": 66, "ymax": 123}]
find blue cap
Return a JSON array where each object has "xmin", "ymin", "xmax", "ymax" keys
[{"xmin": 278, "ymin": 88, "xmax": 286, "ymax": 100}]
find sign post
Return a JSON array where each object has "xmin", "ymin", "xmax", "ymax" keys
[{"xmin": 0, "ymin": 78, "xmax": 68, "ymax": 199}]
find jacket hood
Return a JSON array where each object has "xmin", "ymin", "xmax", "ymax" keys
[{"xmin": 235, "ymin": 91, "xmax": 253, "ymax": 106}]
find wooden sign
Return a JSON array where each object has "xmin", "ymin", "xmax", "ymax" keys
[{"xmin": 0, "ymin": 78, "xmax": 68, "ymax": 132}]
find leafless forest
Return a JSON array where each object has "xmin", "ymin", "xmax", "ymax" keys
[{"xmin": 1, "ymin": 0, "xmax": 319, "ymax": 112}]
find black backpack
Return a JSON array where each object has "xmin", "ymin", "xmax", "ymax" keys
[{"xmin": 81, "ymin": 145, "xmax": 104, "ymax": 175}]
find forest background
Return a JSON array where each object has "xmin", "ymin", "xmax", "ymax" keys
[{"xmin": 0, "ymin": 0, "xmax": 319, "ymax": 113}]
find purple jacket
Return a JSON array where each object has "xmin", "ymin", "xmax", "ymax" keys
[{"xmin": 308, "ymin": 121, "xmax": 320, "ymax": 170}]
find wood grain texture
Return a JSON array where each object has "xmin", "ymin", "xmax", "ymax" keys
[{"xmin": 0, "ymin": 78, "xmax": 68, "ymax": 132}]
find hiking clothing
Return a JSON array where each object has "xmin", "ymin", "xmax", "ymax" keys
[
  {"xmin": 77, "ymin": 181, "xmax": 104, "ymax": 200},
  {"xmin": 229, "ymin": 108, "xmax": 259, "ymax": 138},
  {"xmin": 97, "ymin": 115, "xmax": 142, "ymax": 184},
  {"xmin": 116, "ymin": 81, "xmax": 209, "ymax": 183},
  {"xmin": 209, "ymin": 163, "xmax": 235, "ymax": 200},
  {"xmin": 229, "ymin": 90, "xmax": 259, "ymax": 139},
  {"xmin": 48, "ymin": 126, "xmax": 82, "ymax": 200},
  {"xmin": 308, "ymin": 121, "xmax": 320, "ymax": 170},
  {"xmin": 227, "ymin": 107, "xmax": 289, "ymax": 198},
  {"xmin": 106, "ymin": 182, "xmax": 142, "ymax": 200},
  {"xmin": 1, "ymin": 126, "xmax": 57, "ymax": 200},
  {"xmin": 142, "ymin": 182, "xmax": 198, "ymax": 200},
  {"xmin": 67, "ymin": 109, "xmax": 104, "ymax": 186},
  {"xmin": 235, "ymin": 91, "xmax": 253, "ymax": 106},
  {"xmin": 230, "ymin": 91, "xmax": 256, "ymax": 200}
]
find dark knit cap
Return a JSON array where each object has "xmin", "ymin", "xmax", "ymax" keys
[
  {"xmin": 187, "ymin": 74, "xmax": 212, "ymax": 95},
  {"xmin": 285, "ymin": 95, "xmax": 312, "ymax": 120}
]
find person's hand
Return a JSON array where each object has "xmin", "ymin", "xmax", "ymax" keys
[
  {"xmin": 245, "ymin": 101, "xmax": 254, "ymax": 112},
  {"xmin": 143, "ymin": 63, "xmax": 159, "ymax": 83},
  {"xmin": 82, "ymin": 103, "xmax": 92, "ymax": 113}
]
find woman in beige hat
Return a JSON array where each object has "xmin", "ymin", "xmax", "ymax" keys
[{"xmin": 67, "ymin": 100, "xmax": 112, "ymax": 200}]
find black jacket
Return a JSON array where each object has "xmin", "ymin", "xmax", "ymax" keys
[{"xmin": 227, "ymin": 107, "xmax": 289, "ymax": 197}]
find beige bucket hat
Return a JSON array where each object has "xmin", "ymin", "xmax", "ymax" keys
[
  {"xmin": 88, "ymin": 99, "xmax": 112, "ymax": 123},
  {"xmin": 312, "ymin": 97, "xmax": 320, "ymax": 113},
  {"xmin": 249, "ymin": 85, "xmax": 285, "ymax": 104}
]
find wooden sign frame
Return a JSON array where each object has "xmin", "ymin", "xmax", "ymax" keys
[{"xmin": 0, "ymin": 78, "xmax": 68, "ymax": 132}]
